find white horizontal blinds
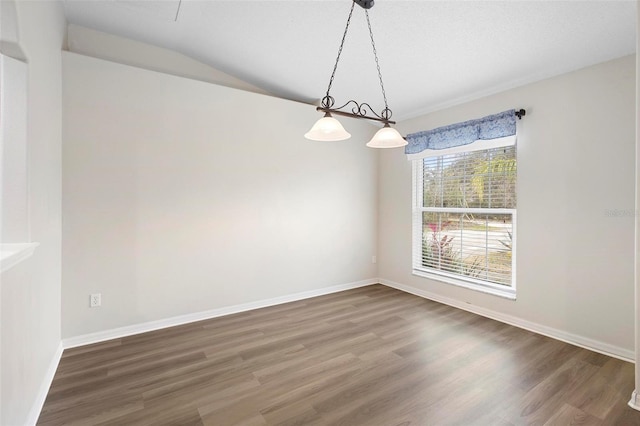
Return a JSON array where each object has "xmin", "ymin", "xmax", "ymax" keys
[
  {"xmin": 420, "ymin": 212, "xmax": 513, "ymax": 286},
  {"xmin": 416, "ymin": 145, "xmax": 516, "ymax": 288},
  {"xmin": 422, "ymin": 146, "xmax": 516, "ymax": 210}
]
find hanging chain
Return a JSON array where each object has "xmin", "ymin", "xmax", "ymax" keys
[
  {"xmin": 321, "ymin": 1, "xmax": 392, "ymax": 122},
  {"xmin": 324, "ymin": 1, "xmax": 356, "ymax": 104},
  {"xmin": 365, "ymin": 9, "xmax": 391, "ymax": 119}
]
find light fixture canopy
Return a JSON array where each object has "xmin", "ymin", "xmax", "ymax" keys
[{"xmin": 305, "ymin": 0, "xmax": 404, "ymax": 149}]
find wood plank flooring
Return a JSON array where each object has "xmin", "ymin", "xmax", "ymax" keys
[{"xmin": 39, "ymin": 285, "xmax": 640, "ymax": 425}]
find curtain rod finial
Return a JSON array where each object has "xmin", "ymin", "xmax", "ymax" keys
[{"xmin": 515, "ymin": 109, "xmax": 526, "ymax": 120}]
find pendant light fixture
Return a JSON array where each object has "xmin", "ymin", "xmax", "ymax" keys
[{"xmin": 304, "ymin": 0, "xmax": 407, "ymax": 148}]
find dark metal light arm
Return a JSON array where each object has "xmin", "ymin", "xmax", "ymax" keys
[
  {"xmin": 316, "ymin": 106, "xmax": 395, "ymax": 125},
  {"xmin": 318, "ymin": 95, "xmax": 395, "ymax": 125}
]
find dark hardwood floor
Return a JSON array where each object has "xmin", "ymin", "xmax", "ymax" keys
[{"xmin": 39, "ymin": 284, "xmax": 640, "ymax": 425}]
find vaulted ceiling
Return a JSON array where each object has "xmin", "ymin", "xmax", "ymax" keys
[{"xmin": 64, "ymin": 0, "xmax": 636, "ymax": 120}]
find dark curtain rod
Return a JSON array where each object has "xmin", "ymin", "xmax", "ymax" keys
[{"xmin": 515, "ymin": 109, "xmax": 526, "ymax": 120}]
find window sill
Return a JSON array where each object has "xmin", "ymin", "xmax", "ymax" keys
[
  {"xmin": 1, "ymin": 243, "xmax": 39, "ymax": 274},
  {"xmin": 412, "ymin": 269, "xmax": 516, "ymax": 300}
]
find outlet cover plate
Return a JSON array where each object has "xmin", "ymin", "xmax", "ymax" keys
[{"xmin": 90, "ymin": 293, "xmax": 101, "ymax": 307}]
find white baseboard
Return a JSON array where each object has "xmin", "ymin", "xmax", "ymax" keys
[
  {"xmin": 379, "ymin": 278, "xmax": 634, "ymax": 363},
  {"xmin": 26, "ymin": 341, "xmax": 63, "ymax": 426},
  {"xmin": 62, "ymin": 279, "xmax": 378, "ymax": 349},
  {"xmin": 629, "ymin": 390, "xmax": 640, "ymax": 411}
]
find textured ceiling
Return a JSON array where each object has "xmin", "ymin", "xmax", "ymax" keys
[{"xmin": 64, "ymin": 0, "xmax": 636, "ymax": 120}]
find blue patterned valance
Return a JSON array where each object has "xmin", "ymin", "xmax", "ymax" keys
[{"xmin": 405, "ymin": 109, "xmax": 517, "ymax": 155}]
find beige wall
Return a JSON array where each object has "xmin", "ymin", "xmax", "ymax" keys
[
  {"xmin": 62, "ymin": 52, "xmax": 378, "ymax": 339},
  {"xmin": 0, "ymin": 1, "xmax": 66, "ymax": 424},
  {"xmin": 380, "ymin": 55, "xmax": 636, "ymax": 358}
]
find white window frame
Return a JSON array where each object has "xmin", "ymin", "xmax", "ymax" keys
[{"xmin": 411, "ymin": 141, "xmax": 517, "ymax": 300}]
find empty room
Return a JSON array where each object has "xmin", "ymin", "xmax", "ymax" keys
[{"xmin": 2, "ymin": 0, "xmax": 640, "ymax": 424}]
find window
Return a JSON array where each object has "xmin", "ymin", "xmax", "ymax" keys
[{"xmin": 412, "ymin": 140, "xmax": 516, "ymax": 299}]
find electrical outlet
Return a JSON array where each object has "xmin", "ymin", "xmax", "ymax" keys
[
  {"xmin": 90, "ymin": 293, "xmax": 101, "ymax": 307},
  {"xmin": 372, "ymin": 255, "xmax": 377, "ymax": 264}
]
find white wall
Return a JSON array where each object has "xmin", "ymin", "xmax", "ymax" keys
[
  {"xmin": 1, "ymin": 54, "xmax": 29, "ymax": 243},
  {"xmin": 62, "ymin": 52, "xmax": 378, "ymax": 339},
  {"xmin": 379, "ymin": 55, "xmax": 636, "ymax": 358},
  {"xmin": 67, "ymin": 24, "xmax": 269, "ymax": 97},
  {"xmin": 0, "ymin": 1, "xmax": 66, "ymax": 424}
]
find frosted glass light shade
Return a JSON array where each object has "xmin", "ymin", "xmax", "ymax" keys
[
  {"xmin": 304, "ymin": 115, "xmax": 351, "ymax": 141},
  {"xmin": 366, "ymin": 124, "xmax": 407, "ymax": 148}
]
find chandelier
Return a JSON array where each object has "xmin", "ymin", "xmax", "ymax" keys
[{"xmin": 304, "ymin": 0, "xmax": 407, "ymax": 148}]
